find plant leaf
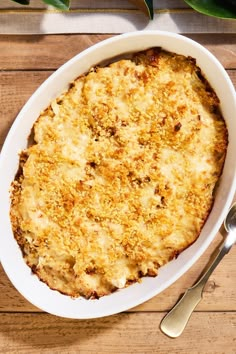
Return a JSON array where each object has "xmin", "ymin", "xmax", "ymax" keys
[
  {"xmin": 129, "ymin": 0, "xmax": 154, "ymax": 19},
  {"xmin": 11, "ymin": 0, "xmax": 30, "ymax": 5},
  {"xmin": 184, "ymin": 0, "xmax": 236, "ymax": 19},
  {"xmin": 42, "ymin": 0, "xmax": 70, "ymax": 10}
]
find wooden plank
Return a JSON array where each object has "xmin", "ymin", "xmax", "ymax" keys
[
  {"xmin": 0, "ymin": 0, "xmax": 188, "ymax": 10},
  {"xmin": 0, "ymin": 71, "xmax": 52, "ymax": 148},
  {"xmin": 0, "ymin": 34, "xmax": 113, "ymax": 70},
  {"xmin": 0, "ymin": 312, "xmax": 235, "ymax": 353},
  {"xmin": 1, "ymin": 69, "xmax": 235, "ymax": 149},
  {"xmin": 0, "ymin": 231, "xmax": 235, "ymax": 312},
  {"xmin": 0, "ymin": 70, "xmax": 236, "ymax": 312},
  {"xmin": 0, "ymin": 31, "xmax": 234, "ymax": 354},
  {"xmin": 0, "ymin": 34, "xmax": 235, "ymax": 70},
  {"xmin": 188, "ymin": 34, "xmax": 236, "ymax": 69}
]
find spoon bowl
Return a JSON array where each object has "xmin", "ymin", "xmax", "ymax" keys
[{"xmin": 224, "ymin": 203, "xmax": 236, "ymax": 233}]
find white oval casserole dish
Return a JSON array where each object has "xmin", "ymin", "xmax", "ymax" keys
[{"xmin": 0, "ymin": 31, "xmax": 236, "ymax": 319}]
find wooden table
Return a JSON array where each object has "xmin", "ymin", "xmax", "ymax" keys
[{"xmin": 0, "ymin": 33, "xmax": 235, "ymax": 354}]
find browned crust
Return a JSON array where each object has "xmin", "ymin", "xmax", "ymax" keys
[{"xmin": 10, "ymin": 47, "xmax": 228, "ymax": 299}]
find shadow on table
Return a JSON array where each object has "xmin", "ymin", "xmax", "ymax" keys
[
  {"xmin": 166, "ymin": 11, "xmax": 236, "ymax": 33},
  {"xmin": 1, "ymin": 10, "xmax": 152, "ymax": 34},
  {"xmin": 0, "ymin": 312, "xmax": 145, "ymax": 351}
]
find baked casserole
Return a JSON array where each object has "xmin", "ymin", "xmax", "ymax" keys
[{"xmin": 10, "ymin": 48, "xmax": 228, "ymax": 299}]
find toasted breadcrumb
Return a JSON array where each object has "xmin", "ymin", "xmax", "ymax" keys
[{"xmin": 10, "ymin": 48, "xmax": 227, "ymax": 298}]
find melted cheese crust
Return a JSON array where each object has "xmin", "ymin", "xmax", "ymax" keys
[{"xmin": 10, "ymin": 48, "xmax": 228, "ymax": 298}]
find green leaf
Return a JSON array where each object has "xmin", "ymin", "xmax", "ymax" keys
[
  {"xmin": 42, "ymin": 0, "xmax": 70, "ymax": 10},
  {"xmin": 184, "ymin": 0, "xmax": 236, "ymax": 19},
  {"xmin": 11, "ymin": 0, "xmax": 30, "ymax": 5},
  {"xmin": 144, "ymin": 0, "xmax": 154, "ymax": 19}
]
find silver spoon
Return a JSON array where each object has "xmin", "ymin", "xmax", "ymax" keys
[{"xmin": 160, "ymin": 202, "xmax": 236, "ymax": 338}]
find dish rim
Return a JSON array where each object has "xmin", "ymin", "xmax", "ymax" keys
[{"xmin": 0, "ymin": 30, "xmax": 236, "ymax": 319}]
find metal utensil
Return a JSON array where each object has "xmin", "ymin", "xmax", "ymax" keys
[{"xmin": 160, "ymin": 203, "xmax": 236, "ymax": 338}]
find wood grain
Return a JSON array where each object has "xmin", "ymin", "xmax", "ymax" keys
[
  {"xmin": 0, "ymin": 312, "xmax": 235, "ymax": 354},
  {"xmin": 0, "ymin": 71, "xmax": 51, "ymax": 148},
  {"xmin": 0, "ymin": 34, "xmax": 113, "ymax": 70},
  {"xmin": 0, "ymin": 34, "xmax": 235, "ymax": 70},
  {"xmin": 0, "ymin": 63, "xmax": 236, "ymax": 313},
  {"xmin": 1, "ymin": 232, "xmax": 235, "ymax": 312},
  {"xmin": 0, "ymin": 33, "xmax": 235, "ymax": 353}
]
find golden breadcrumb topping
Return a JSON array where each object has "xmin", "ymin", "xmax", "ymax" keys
[{"xmin": 10, "ymin": 48, "xmax": 228, "ymax": 298}]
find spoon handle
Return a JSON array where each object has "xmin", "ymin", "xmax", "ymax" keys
[{"xmin": 160, "ymin": 231, "xmax": 233, "ymax": 338}]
